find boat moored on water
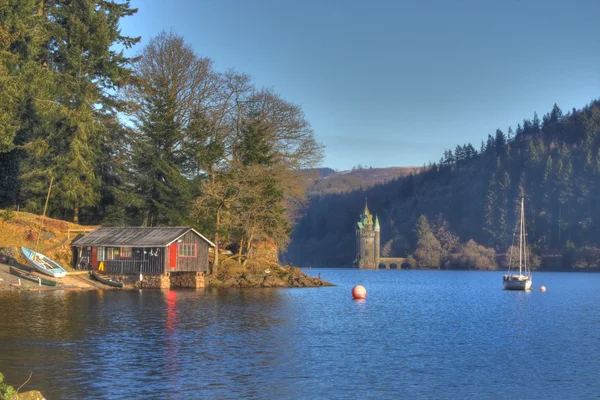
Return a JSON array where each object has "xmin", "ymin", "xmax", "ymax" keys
[
  {"xmin": 503, "ymin": 273, "xmax": 532, "ymax": 291},
  {"xmin": 503, "ymin": 197, "xmax": 532, "ymax": 291},
  {"xmin": 21, "ymin": 247, "xmax": 67, "ymax": 278}
]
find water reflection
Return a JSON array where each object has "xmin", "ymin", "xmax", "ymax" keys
[{"xmin": 1, "ymin": 271, "xmax": 600, "ymax": 399}]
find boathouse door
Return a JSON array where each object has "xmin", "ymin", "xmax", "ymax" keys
[
  {"xmin": 91, "ymin": 247, "xmax": 98, "ymax": 269},
  {"xmin": 169, "ymin": 243, "xmax": 177, "ymax": 268}
]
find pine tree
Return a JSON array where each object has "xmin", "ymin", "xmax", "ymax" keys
[
  {"xmin": 495, "ymin": 129, "xmax": 506, "ymax": 153},
  {"xmin": 130, "ymin": 82, "xmax": 192, "ymax": 226},
  {"xmin": 532, "ymin": 112, "xmax": 541, "ymax": 133},
  {"xmin": 235, "ymin": 118, "xmax": 276, "ymax": 166},
  {"xmin": 465, "ymin": 143, "xmax": 476, "ymax": 159},
  {"xmin": 550, "ymin": 103, "xmax": 563, "ymax": 124},
  {"xmin": 516, "ymin": 123, "xmax": 523, "ymax": 137},
  {"xmin": 486, "ymin": 134, "xmax": 494, "ymax": 154},
  {"xmin": 507, "ymin": 126, "xmax": 514, "ymax": 142},
  {"xmin": 497, "ymin": 170, "xmax": 511, "ymax": 245},
  {"xmin": 128, "ymin": 31, "xmax": 214, "ymax": 226},
  {"xmin": 557, "ymin": 157, "xmax": 573, "ymax": 243},
  {"xmin": 0, "ymin": 0, "xmax": 52, "ymax": 207},
  {"xmin": 454, "ymin": 145, "xmax": 464, "ymax": 163},
  {"xmin": 10, "ymin": 0, "xmax": 139, "ymax": 222}
]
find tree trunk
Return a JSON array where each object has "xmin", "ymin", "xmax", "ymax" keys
[
  {"xmin": 209, "ymin": 169, "xmax": 220, "ymax": 275},
  {"xmin": 74, "ymin": 207, "xmax": 79, "ymax": 224},
  {"xmin": 213, "ymin": 209, "xmax": 220, "ymax": 275},
  {"xmin": 245, "ymin": 225, "xmax": 256, "ymax": 263},
  {"xmin": 238, "ymin": 237, "xmax": 244, "ymax": 264}
]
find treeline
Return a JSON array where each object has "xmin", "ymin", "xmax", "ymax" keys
[
  {"xmin": 305, "ymin": 166, "xmax": 421, "ymax": 197},
  {"xmin": 286, "ymin": 100, "xmax": 600, "ymax": 270},
  {"xmin": 0, "ymin": 1, "xmax": 322, "ymax": 271}
]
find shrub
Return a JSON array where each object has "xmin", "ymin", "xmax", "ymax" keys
[
  {"xmin": 573, "ymin": 246, "xmax": 600, "ymax": 269},
  {"xmin": 0, "ymin": 372, "xmax": 16, "ymax": 400},
  {"xmin": 0, "ymin": 208, "xmax": 15, "ymax": 222},
  {"xmin": 412, "ymin": 216, "xmax": 442, "ymax": 268},
  {"xmin": 405, "ymin": 254, "xmax": 416, "ymax": 269},
  {"xmin": 449, "ymin": 239, "xmax": 497, "ymax": 270}
]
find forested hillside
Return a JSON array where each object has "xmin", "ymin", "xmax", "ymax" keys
[
  {"xmin": 286, "ymin": 100, "xmax": 600, "ymax": 270},
  {"xmin": 304, "ymin": 166, "xmax": 421, "ymax": 196}
]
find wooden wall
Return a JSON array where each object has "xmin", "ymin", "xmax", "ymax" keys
[
  {"xmin": 72, "ymin": 230, "xmax": 212, "ymax": 275},
  {"xmin": 166, "ymin": 231, "xmax": 210, "ymax": 273},
  {"xmin": 74, "ymin": 246, "xmax": 165, "ymax": 275}
]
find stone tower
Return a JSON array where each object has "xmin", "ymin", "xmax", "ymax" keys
[{"xmin": 354, "ymin": 199, "xmax": 381, "ymax": 269}]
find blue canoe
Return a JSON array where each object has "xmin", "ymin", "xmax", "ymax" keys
[{"xmin": 21, "ymin": 247, "xmax": 67, "ymax": 278}]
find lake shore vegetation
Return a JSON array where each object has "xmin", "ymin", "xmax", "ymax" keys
[{"xmin": 0, "ymin": 1, "xmax": 323, "ymax": 279}]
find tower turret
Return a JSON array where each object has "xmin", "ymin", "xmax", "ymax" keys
[
  {"xmin": 359, "ymin": 198, "xmax": 373, "ymax": 229},
  {"xmin": 354, "ymin": 199, "xmax": 379, "ymax": 268}
]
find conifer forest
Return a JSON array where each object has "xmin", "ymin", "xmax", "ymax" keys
[{"xmin": 2, "ymin": 1, "xmax": 600, "ymax": 271}]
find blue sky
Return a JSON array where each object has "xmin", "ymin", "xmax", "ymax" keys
[{"xmin": 120, "ymin": 0, "xmax": 600, "ymax": 171}]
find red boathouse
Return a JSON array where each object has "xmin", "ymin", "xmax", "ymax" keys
[{"xmin": 71, "ymin": 227, "xmax": 215, "ymax": 287}]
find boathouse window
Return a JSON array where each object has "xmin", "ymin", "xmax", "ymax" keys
[
  {"xmin": 106, "ymin": 248, "xmax": 117, "ymax": 260},
  {"xmin": 178, "ymin": 243, "xmax": 197, "ymax": 258},
  {"xmin": 121, "ymin": 247, "xmax": 132, "ymax": 258},
  {"xmin": 98, "ymin": 247, "xmax": 105, "ymax": 261}
]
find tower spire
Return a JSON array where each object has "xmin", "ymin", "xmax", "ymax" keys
[{"xmin": 363, "ymin": 198, "xmax": 372, "ymax": 225}]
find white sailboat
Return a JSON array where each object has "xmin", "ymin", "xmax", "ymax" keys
[{"xmin": 503, "ymin": 197, "xmax": 532, "ymax": 291}]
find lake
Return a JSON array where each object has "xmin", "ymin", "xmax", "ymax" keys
[{"xmin": 0, "ymin": 269, "xmax": 599, "ymax": 399}]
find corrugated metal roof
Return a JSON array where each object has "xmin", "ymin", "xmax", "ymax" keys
[{"xmin": 72, "ymin": 226, "xmax": 215, "ymax": 247}]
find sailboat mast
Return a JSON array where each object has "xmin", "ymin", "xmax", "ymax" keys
[
  {"xmin": 35, "ymin": 176, "xmax": 54, "ymax": 252},
  {"xmin": 519, "ymin": 197, "xmax": 523, "ymax": 276},
  {"xmin": 523, "ymin": 198, "xmax": 528, "ymax": 275}
]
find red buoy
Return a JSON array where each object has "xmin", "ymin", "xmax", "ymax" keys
[
  {"xmin": 540, "ymin": 286, "xmax": 547, "ymax": 292},
  {"xmin": 352, "ymin": 285, "xmax": 367, "ymax": 299}
]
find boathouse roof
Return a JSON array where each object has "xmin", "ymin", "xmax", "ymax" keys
[{"xmin": 71, "ymin": 226, "xmax": 215, "ymax": 248}]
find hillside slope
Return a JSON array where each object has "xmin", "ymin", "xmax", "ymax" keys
[
  {"xmin": 0, "ymin": 210, "xmax": 96, "ymax": 268},
  {"xmin": 304, "ymin": 166, "xmax": 422, "ymax": 196},
  {"xmin": 0, "ymin": 211, "xmax": 334, "ymax": 288}
]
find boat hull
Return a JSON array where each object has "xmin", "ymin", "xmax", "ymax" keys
[
  {"xmin": 9, "ymin": 267, "xmax": 57, "ymax": 287},
  {"xmin": 21, "ymin": 247, "xmax": 67, "ymax": 278},
  {"xmin": 90, "ymin": 271, "xmax": 123, "ymax": 288},
  {"xmin": 503, "ymin": 274, "xmax": 532, "ymax": 291}
]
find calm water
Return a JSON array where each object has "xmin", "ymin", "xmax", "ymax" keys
[{"xmin": 1, "ymin": 269, "xmax": 599, "ymax": 399}]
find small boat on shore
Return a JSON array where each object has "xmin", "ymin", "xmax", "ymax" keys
[
  {"xmin": 9, "ymin": 266, "xmax": 57, "ymax": 287},
  {"xmin": 90, "ymin": 271, "xmax": 123, "ymax": 288},
  {"xmin": 21, "ymin": 247, "xmax": 67, "ymax": 278}
]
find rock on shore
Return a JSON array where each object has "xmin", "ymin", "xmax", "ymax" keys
[{"xmin": 207, "ymin": 263, "xmax": 333, "ymax": 288}]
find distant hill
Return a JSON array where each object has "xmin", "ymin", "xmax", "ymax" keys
[
  {"xmin": 287, "ymin": 99, "xmax": 600, "ymax": 270},
  {"xmin": 304, "ymin": 166, "xmax": 422, "ymax": 196}
]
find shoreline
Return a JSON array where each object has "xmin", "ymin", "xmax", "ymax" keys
[
  {"xmin": 0, "ymin": 263, "xmax": 334, "ymax": 292},
  {"xmin": 0, "ymin": 263, "xmax": 112, "ymax": 292},
  {"xmin": 306, "ymin": 265, "xmax": 600, "ymax": 272}
]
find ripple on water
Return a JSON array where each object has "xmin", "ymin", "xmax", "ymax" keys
[{"xmin": 0, "ymin": 270, "xmax": 599, "ymax": 399}]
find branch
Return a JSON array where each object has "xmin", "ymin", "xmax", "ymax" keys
[{"xmin": 16, "ymin": 371, "xmax": 33, "ymax": 394}]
